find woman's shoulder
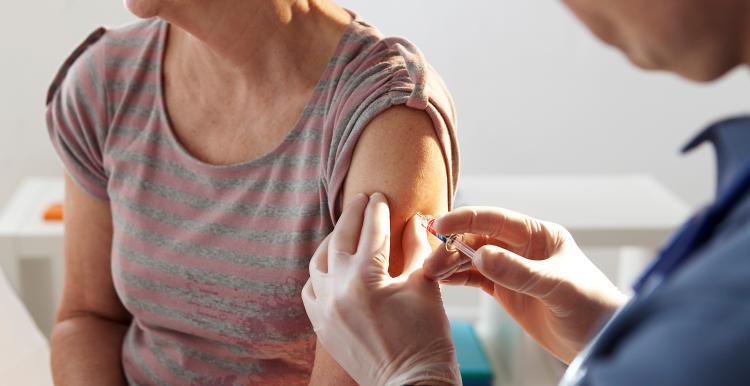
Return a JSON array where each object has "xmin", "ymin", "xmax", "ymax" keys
[
  {"xmin": 46, "ymin": 18, "xmax": 164, "ymax": 106},
  {"xmin": 104, "ymin": 17, "xmax": 163, "ymax": 38},
  {"xmin": 319, "ymin": 16, "xmax": 460, "ymax": 216},
  {"xmin": 326, "ymin": 17, "xmax": 455, "ymax": 122},
  {"xmin": 99, "ymin": 17, "xmax": 165, "ymax": 56}
]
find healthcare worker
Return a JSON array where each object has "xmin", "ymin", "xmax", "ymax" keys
[{"xmin": 302, "ymin": 0, "xmax": 750, "ymax": 385}]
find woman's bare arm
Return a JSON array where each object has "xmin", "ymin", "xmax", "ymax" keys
[
  {"xmin": 309, "ymin": 105, "xmax": 450, "ymax": 384},
  {"xmin": 50, "ymin": 175, "xmax": 131, "ymax": 385}
]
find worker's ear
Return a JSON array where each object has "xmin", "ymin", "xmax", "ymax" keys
[{"xmin": 401, "ymin": 214, "xmax": 432, "ymax": 277}]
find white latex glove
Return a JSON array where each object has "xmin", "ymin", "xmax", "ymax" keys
[
  {"xmin": 302, "ymin": 193, "xmax": 461, "ymax": 386},
  {"xmin": 423, "ymin": 206, "xmax": 628, "ymax": 363}
]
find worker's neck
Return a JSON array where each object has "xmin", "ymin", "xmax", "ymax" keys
[{"xmin": 161, "ymin": 0, "xmax": 351, "ymax": 89}]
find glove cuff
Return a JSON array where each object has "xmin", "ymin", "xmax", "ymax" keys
[{"xmin": 385, "ymin": 363, "xmax": 462, "ymax": 386}]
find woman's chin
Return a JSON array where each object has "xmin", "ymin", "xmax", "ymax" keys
[{"xmin": 123, "ymin": 0, "xmax": 162, "ymax": 18}]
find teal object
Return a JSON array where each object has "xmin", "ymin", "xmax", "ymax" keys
[{"xmin": 450, "ymin": 320, "xmax": 494, "ymax": 386}]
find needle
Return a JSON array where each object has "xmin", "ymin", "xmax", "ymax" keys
[{"xmin": 416, "ymin": 213, "xmax": 477, "ymax": 261}]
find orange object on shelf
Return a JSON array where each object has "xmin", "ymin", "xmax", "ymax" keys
[{"xmin": 43, "ymin": 203, "xmax": 64, "ymax": 221}]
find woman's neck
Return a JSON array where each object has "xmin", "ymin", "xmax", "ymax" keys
[{"xmin": 161, "ymin": 0, "xmax": 351, "ymax": 91}]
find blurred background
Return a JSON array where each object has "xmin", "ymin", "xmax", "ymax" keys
[
  {"xmin": 0, "ymin": 1, "xmax": 747, "ymax": 385},
  {"xmin": 4, "ymin": 0, "xmax": 750, "ymax": 207}
]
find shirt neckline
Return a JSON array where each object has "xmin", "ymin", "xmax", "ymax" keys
[{"xmin": 155, "ymin": 16, "xmax": 358, "ymax": 171}]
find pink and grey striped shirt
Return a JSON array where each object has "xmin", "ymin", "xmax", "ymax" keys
[{"xmin": 47, "ymin": 13, "xmax": 458, "ymax": 385}]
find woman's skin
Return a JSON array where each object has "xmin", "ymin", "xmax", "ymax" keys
[
  {"xmin": 51, "ymin": 176, "xmax": 131, "ymax": 385},
  {"xmin": 51, "ymin": 0, "xmax": 450, "ymax": 384},
  {"xmin": 158, "ymin": 0, "xmax": 351, "ymax": 165}
]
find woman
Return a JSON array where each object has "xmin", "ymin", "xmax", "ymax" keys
[{"xmin": 46, "ymin": 0, "xmax": 458, "ymax": 384}]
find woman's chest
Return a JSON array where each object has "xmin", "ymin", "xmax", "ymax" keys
[
  {"xmin": 103, "ymin": 122, "xmax": 333, "ymax": 351},
  {"xmin": 104, "ymin": 150, "xmax": 333, "ymax": 292},
  {"xmin": 162, "ymin": 74, "xmax": 315, "ymax": 167}
]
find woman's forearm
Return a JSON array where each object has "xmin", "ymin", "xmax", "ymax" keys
[
  {"xmin": 51, "ymin": 315, "xmax": 129, "ymax": 385},
  {"xmin": 309, "ymin": 339, "xmax": 358, "ymax": 385}
]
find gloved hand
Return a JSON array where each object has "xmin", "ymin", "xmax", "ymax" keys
[
  {"xmin": 423, "ymin": 207, "xmax": 628, "ymax": 363},
  {"xmin": 302, "ymin": 193, "xmax": 461, "ymax": 386}
]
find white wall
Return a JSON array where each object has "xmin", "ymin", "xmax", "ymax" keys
[
  {"xmin": 2, "ymin": 0, "xmax": 749, "ymax": 207},
  {"xmin": 0, "ymin": 1, "xmax": 133, "ymax": 204},
  {"xmin": 336, "ymin": 0, "xmax": 750, "ymax": 207}
]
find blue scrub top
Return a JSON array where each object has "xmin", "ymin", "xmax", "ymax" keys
[{"xmin": 567, "ymin": 117, "xmax": 750, "ymax": 386}]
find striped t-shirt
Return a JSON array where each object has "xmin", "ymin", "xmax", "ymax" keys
[{"xmin": 46, "ymin": 14, "xmax": 458, "ymax": 385}]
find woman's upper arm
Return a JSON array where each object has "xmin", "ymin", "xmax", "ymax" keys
[
  {"xmin": 341, "ymin": 105, "xmax": 450, "ymax": 276},
  {"xmin": 311, "ymin": 105, "xmax": 451, "ymax": 385},
  {"xmin": 57, "ymin": 174, "xmax": 129, "ymax": 323}
]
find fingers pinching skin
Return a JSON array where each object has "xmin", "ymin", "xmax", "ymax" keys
[
  {"xmin": 401, "ymin": 214, "xmax": 433, "ymax": 275},
  {"xmin": 329, "ymin": 193, "xmax": 369, "ymax": 270},
  {"xmin": 357, "ymin": 193, "xmax": 391, "ymax": 264},
  {"xmin": 434, "ymin": 206, "xmax": 544, "ymax": 250}
]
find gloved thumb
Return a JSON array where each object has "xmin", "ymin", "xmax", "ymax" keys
[
  {"xmin": 474, "ymin": 245, "xmax": 547, "ymax": 297},
  {"xmin": 356, "ymin": 193, "xmax": 392, "ymax": 284},
  {"xmin": 401, "ymin": 214, "xmax": 433, "ymax": 275}
]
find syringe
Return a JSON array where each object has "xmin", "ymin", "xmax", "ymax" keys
[{"xmin": 417, "ymin": 213, "xmax": 477, "ymax": 261}]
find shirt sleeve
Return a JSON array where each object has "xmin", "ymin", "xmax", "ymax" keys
[
  {"xmin": 320, "ymin": 37, "xmax": 459, "ymax": 222},
  {"xmin": 46, "ymin": 28, "xmax": 110, "ymax": 201}
]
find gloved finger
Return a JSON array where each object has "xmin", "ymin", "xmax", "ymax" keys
[
  {"xmin": 422, "ymin": 234, "xmax": 484, "ymax": 280},
  {"xmin": 401, "ymin": 214, "xmax": 433, "ymax": 275},
  {"xmin": 455, "ymin": 259, "xmax": 473, "ymax": 273},
  {"xmin": 301, "ymin": 278, "xmax": 317, "ymax": 302},
  {"xmin": 356, "ymin": 193, "xmax": 391, "ymax": 270},
  {"xmin": 330, "ymin": 193, "xmax": 369, "ymax": 270},
  {"xmin": 423, "ymin": 247, "xmax": 464, "ymax": 280},
  {"xmin": 439, "ymin": 269, "xmax": 496, "ymax": 296},
  {"xmin": 434, "ymin": 259, "xmax": 472, "ymax": 282},
  {"xmin": 308, "ymin": 236, "xmax": 332, "ymax": 299},
  {"xmin": 474, "ymin": 245, "xmax": 547, "ymax": 297},
  {"xmin": 434, "ymin": 206, "xmax": 546, "ymax": 251},
  {"xmin": 406, "ymin": 267, "xmax": 444, "ymax": 300},
  {"xmin": 439, "ymin": 269, "xmax": 483, "ymax": 287},
  {"xmin": 309, "ymin": 235, "xmax": 332, "ymax": 274},
  {"xmin": 301, "ymin": 279, "xmax": 323, "ymax": 332}
]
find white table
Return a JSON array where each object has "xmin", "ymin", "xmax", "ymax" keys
[
  {"xmin": 0, "ymin": 177, "xmax": 65, "ymax": 337},
  {"xmin": 0, "ymin": 255, "xmax": 53, "ymax": 385},
  {"xmin": 453, "ymin": 174, "xmax": 692, "ymax": 386}
]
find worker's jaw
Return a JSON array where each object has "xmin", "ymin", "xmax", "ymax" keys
[{"xmin": 561, "ymin": 0, "xmax": 748, "ymax": 82}]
